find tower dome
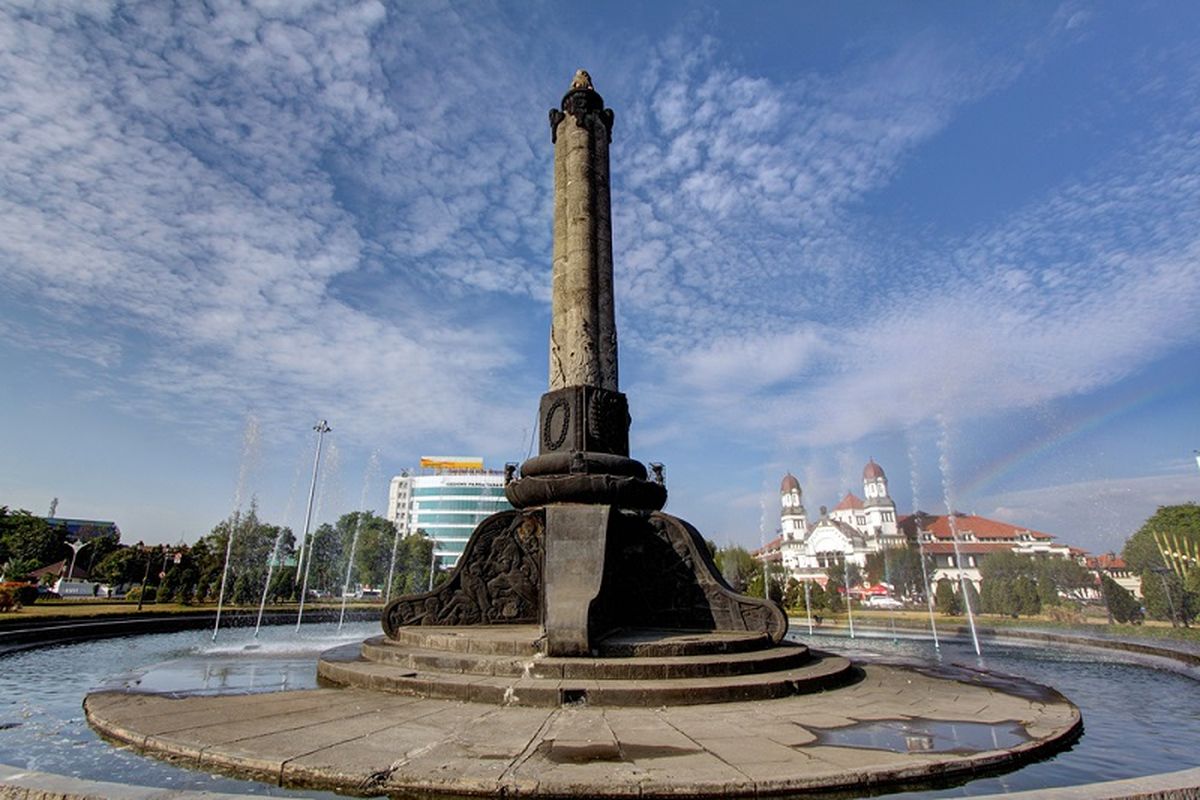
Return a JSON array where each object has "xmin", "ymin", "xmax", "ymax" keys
[
  {"xmin": 781, "ymin": 472, "xmax": 801, "ymax": 494},
  {"xmin": 863, "ymin": 459, "xmax": 885, "ymax": 480}
]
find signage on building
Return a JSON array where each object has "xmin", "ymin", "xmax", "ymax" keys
[{"xmin": 419, "ymin": 456, "xmax": 484, "ymax": 471}]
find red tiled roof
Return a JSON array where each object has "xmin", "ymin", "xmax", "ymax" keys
[
  {"xmin": 1086, "ymin": 553, "xmax": 1128, "ymax": 570},
  {"xmin": 919, "ymin": 513, "xmax": 1054, "ymax": 542},
  {"xmin": 921, "ymin": 541, "xmax": 1019, "ymax": 556},
  {"xmin": 833, "ymin": 493, "xmax": 864, "ymax": 511},
  {"xmin": 753, "ymin": 535, "xmax": 783, "ymax": 557}
]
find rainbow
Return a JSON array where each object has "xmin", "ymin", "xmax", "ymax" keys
[{"xmin": 956, "ymin": 380, "xmax": 1172, "ymax": 499}]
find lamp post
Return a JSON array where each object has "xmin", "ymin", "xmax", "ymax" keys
[
  {"xmin": 295, "ymin": 420, "xmax": 332, "ymax": 585},
  {"xmin": 427, "ymin": 536, "xmax": 440, "ymax": 592},
  {"xmin": 295, "ymin": 420, "xmax": 332, "ymax": 632},
  {"xmin": 136, "ymin": 543, "xmax": 151, "ymax": 612},
  {"xmin": 843, "ymin": 554, "xmax": 855, "ymax": 640}
]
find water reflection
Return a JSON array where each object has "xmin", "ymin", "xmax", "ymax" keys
[{"xmin": 814, "ymin": 719, "xmax": 1029, "ymax": 754}]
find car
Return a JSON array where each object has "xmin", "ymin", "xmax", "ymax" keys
[{"xmin": 864, "ymin": 596, "xmax": 904, "ymax": 610}]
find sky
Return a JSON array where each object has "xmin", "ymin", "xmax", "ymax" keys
[{"xmin": 1, "ymin": 0, "xmax": 1198, "ymax": 557}]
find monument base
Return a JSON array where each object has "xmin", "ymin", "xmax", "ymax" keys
[{"xmin": 381, "ymin": 508, "xmax": 787, "ymax": 647}]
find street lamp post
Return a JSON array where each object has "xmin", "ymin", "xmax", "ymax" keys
[
  {"xmin": 295, "ymin": 420, "xmax": 332, "ymax": 632},
  {"xmin": 427, "ymin": 537, "xmax": 440, "ymax": 592},
  {"xmin": 136, "ymin": 543, "xmax": 151, "ymax": 612}
]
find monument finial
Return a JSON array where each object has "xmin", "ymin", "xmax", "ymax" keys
[{"xmin": 571, "ymin": 68, "xmax": 594, "ymax": 91}]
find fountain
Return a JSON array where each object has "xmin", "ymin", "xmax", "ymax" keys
[{"xmin": 77, "ymin": 72, "xmax": 1088, "ymax": 797}]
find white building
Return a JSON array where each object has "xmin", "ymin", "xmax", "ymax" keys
[
  {"xmin": 779, "ymin": 460, "xmax": 904, "ymax": 585},
  {"xmin": 901, "ymin": 512, "xmax": 1073, "ymax": 592},
  {"xmin": 766, "ymin": 459, "xmax": 1084, "ymax": 596},
  {"xmin": 386, "ymin": 457, "xmax": 511, "ymax": 570}
]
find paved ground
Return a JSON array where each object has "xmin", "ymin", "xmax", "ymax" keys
[{"xmin": 84, "ymin": 662, "xmax": 1080, "ymax": 798}]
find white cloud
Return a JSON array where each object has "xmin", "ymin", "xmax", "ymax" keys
[{"xmin": 983, "ymin": 472, "xmax": 1199, "ymax": 554}]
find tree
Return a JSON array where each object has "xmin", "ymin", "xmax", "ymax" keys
[
  {"xmin": 93, "ymin": 546, "xmax": 146, "ymax": 589},
  {"xmin": 1123, "ymin": 504, "xmax": 1200, "ymax": 575},
  {"xmin": 1141, "ymin": 569, "xmax": 1198, "ymax": 627},
  {"xmin": 193, "ymin": 504, "xmax": 293, "ymax": 604},
  {"xmin": 783, "ymin": 577, "xmax": 802, "ymax": 611},
  {"xmin": 807, "ymin": 580, "xmax": 828, "ymax": 613},
  {"xmin": 1, "ymin": 557, "xmax": 40, "ymax": 582},
  {"xmin": 714, "ymin": 546, "xmax": 759, "ymax": 593},
  {"xmin": 747, "ymin": 560, "xmax": 785, "ymax": 601},
  {"xmin": 390, "ymin": 533, "xmax": 433, "ymax": 597},
  {"xmin": 935, "ymin": 578, "xmax": 961, "ymax": 615},
  {"xmin": 978, "ymin": 551, "xmax": 1087, "ymax": 617},
  {"xmin": 1037, "ymin": 558, "xmax": 1094, "ymax": 604},
  {"xmin": 825, "ymin": 560, "xmax": 862, "ymax": 595},
  {"xmin": 864, "ymin": 546, "xmax": 930, "ymax": 600},
  {"xmin": 962, "ymin": 579, "xmax": 981, "ymax": 617},
  {"xmin": 159, "ymin": 549, "xmax": 200, "ymax": 604},
  {"xmin": 1013, "ymin": 576, "xmax": 1042, "ymax": 617},
  {"xmin": 1100, "ymin": 574, "xmax": 1142, "ymax": 624},
  {"xmin": 0, "ymin": 508, "xmax": 65, "ymax": 568}
]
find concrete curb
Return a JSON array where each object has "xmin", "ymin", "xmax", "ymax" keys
[{"xmin": 0, "ymin": 764, "xmax": 270, "ymax": 800}]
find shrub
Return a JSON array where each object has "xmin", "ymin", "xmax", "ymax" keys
[
  {"xmin": 15, "ymin": 584, "xmax": 38, "ymax": 606},
  {"xmin": 126, "ymin": 585, "xmax": 157, "ymax": 604},
  {"xmin": 935, "ymin": 578, "xmax": 961, "ymax": 615},
  {"xmin": 1101, "ymin": 574, "xmax": 1143, "ymax": 624},
  {"xmin": 0, "ymin": 585, "xmax": 19, "ymax": 612}
]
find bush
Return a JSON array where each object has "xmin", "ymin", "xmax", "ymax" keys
[
  {"xmin": 1101, "ymin": 575, "xmax": 1143, "ymax": 624},
  {"xmin": 12, "ymin": 583, "xmax": 38, "ymax": 606},
  {"xmin": 0, "ymin": 585, "xmax": 19, "ymax": 612},
  {"xmin": 935, "ymin": 578, "xmax": 961, "ymax": 615},
  {"xmin": 126, "ymin": 585, "xmax": 157, "ymax": 604}
]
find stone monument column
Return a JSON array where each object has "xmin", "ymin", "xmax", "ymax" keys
[
  {"xmin": 506, "ymin": 72, "xmax": 665, "ymax": 656},
  {"xmin": 505, "ymin": 71, "xmax": 665, "ymax": 514},
  {"xmin": 549, "ymin": 74, "xmax": 618, "ymax": 392}
]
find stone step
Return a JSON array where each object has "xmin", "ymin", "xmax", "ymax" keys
[
  {"xmin": 317, "ymin": 644, "xmax": 857, "ymax": 707},
  {"xmin": 387, "ymin": 624, "xmax": 777, "ymax": 657},
  {"xmin": 359, "ymin": 635, "xmax": 812, "ymax": 680}
]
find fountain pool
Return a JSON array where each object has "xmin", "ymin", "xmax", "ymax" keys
[
  {"xmin": 1, "ymin": 622, "xmax": 1197, "ymax": 798},
  {"xmin": 0, "ymin": 621, "xmax": 379, "ymax": 798}
]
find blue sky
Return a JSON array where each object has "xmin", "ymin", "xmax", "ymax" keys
[{"xmin": 2, "ymin": 1, "xmax": 1198, "ymax": 556}]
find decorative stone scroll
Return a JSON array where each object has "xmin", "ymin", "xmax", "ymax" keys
[
  {"xmin": 381, "ymin": 511, "xmax": 544, "ymax": 637},
  {"xmin": 589, "ymin": 512, "xmax": 788, "ymax": 644}
]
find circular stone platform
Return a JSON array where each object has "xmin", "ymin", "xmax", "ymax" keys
[
  {"xmin": 316, "ymin": 626, "xmax": 856, "ymax": 707},
  {"xmin": 84, "ymin": 629, "xmax": 1082, "ymax": 798}
]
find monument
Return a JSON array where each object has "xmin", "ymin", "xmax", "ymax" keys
[
  {"xmin": 378, "ymin": 68, "xmax": 787, "ymax": 658},
  {"xmin": 83, "ymin": 71, "xmax": 1082, "ymax": 799}
]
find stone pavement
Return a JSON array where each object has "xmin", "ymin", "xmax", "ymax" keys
[{"xmin": 84, "ymin": 662, "xmax": 1080, "ymax": 798}]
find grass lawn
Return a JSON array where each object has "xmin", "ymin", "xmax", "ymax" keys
[{"xmin": 788, "ymin": 607, "xmax": 1200, "ymax": 645}]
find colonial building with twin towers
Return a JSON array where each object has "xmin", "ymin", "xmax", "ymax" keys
[
  {"xmin": 775, "ymin": 459, "xmax": 905, "ymax": 584},
  {"xmin": 767, "ymin": 459, "xmax": 1073, "ymax": 590}
]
